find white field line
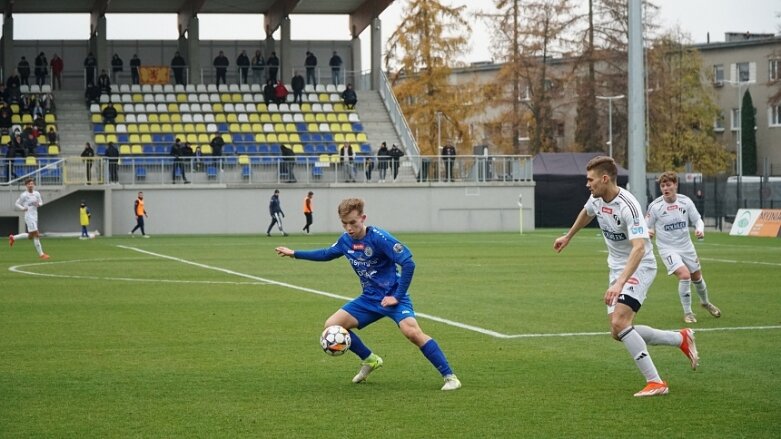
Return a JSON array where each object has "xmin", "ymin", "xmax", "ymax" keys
[
  {"xmin": 116, "ymin": 246, "xmax": 781, "ymax": 339},
  {"xmin": 700, "ymin": 257, "xmax": 781, "ymax": 267}
]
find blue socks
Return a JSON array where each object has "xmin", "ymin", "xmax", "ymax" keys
[
  {"xmin": 348, "ymin": 330, "xmax": 372, "ymax": 360},
  {"xmin": 421, "ymin": 339, "xmax": 453, "ymax": 376}
]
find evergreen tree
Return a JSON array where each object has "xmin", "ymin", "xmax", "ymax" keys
[{"xmin": 741, "ymin": 90, "xmax": 757, "ymax": 175}]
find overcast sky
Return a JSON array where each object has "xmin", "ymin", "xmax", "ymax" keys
[{"xmin": 8, "ymin": 0, "xmax": 780, "ymax": 68}]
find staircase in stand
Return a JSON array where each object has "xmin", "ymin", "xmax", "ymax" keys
[{"xmin": 52, "ymin": 89, "xmax": 92, "ymax": 156}]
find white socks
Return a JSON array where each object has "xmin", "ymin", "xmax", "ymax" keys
[
  {"xmin": 634, "ymin": 325, "xmax": 683, "ymax": 346},
  {"xmin": 679, "ymin": 279, "xmax": 692, "ymax": 314},
  {"xmin": 618, "ymin": 326, "xmax": 662, "ymax": 383},
  {"xmin": 693, "ymin": 278, "xmax": 710, "ymax": 304},
  {"xmin": 33, "ymin": 238, "xmax": 43, "ymax": 256},
  {"xmin": 14, "ymin": 233, "xmax": 29, "ymax": 240}
]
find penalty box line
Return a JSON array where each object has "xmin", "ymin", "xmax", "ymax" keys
[{"xmin": 118, "ymin": 246, "xmax": 781, "ymax": 339}]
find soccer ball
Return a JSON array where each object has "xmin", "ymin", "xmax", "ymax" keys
[{"xmin": 320, "ymin": 325, "xmax": 351, "ymax": 356}]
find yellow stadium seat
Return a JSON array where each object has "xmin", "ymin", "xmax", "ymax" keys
[
  {"xmin": 91, "ymin": 114, "xmax": 102, "ymax": 123},
  {"xmin": 196, "ymin": 123, "xmax": 207, "ymax": 133},
  {"xmin": 249, "ymin": 113, "xmax": 260, "ymax": 123},
  {"xmin": 238, "ymin": 154, "xmax": 250, "ymax": 165},
  {"xmin": 229, "ymin": 123, "xmax": 240, "ymax": 132},
  {"xmin": 106, "ymin": 134, "xmax": 118, "ymax": 143},
  {"xmin": 271, "ymin": 113, "xmax": 282, "ymax": 123},
  {"xmin": 252, "ymin": 123, "xmax": 263, "ymax": 133},
  {"xmin": 334, "ymin": 133, "xmax": 345, "ymax": 143},
  {"xmin": 330, "ymin": 154, "xmax": 340, "ymax": 163},
  {"xmin": 213, "ymin": 103, "xmax": 223, "ymax": 113},
  {"xmin": 260, "ymin": 114, "xmax": 272, "ymax": 123},
  {"xmin": 173, "ymin": 123, "xmax": 184, "ymax": 133},
  {"xmin": 45, "ymin": 114, "xmax": 56, "ymax": 123},
  {"xmin": 201, "ymin": 144, "xmax": 213, "ymax": 155},
  {"xmin": 198, "ymin": 133, "xmax": 209, "ymax": 143},
  {"xmin": 127, "ymin": 124, "xmax": 139, "ymax": 133},
  {"xmin": 289, "ymin": 133, "xmax": 301, "ymax": 143},
  {"xmin": 159, "ymin": 114, "xmax": 171, "ymax": 123},
  {"xmin": 167, "ymin": 103, "xmax": 179, "ymax": 112},
  {"xmin": 341, "ymin": 123, "xmax": 352, "ymax": 132},
  {"xmin": 345, "ymin": 133, "xmax": 357, "ymax": 142},
  {"xmin": 220, "ymin": 93, "xmax": 232, "ymax": 102},
  {"xmin": 292, "ymin": 144, "xmax": 304, "ymax": 154},
  {"xmin": 25, "ymin": 156, "xmax": 37, "ymax": 166},
  {"xmin": 132, "ymin": 94, "xmax": 143, "ymax": 103},
  {"xmin": 183, "ymin": 123, "xmax": 196, "ymax": 133},
  {"xmin": 301, "ymin": 103, "xmax": 312, "ymax": 112},
  {"xmin": 278, "ymin": 133, "xmax": 289, "ymax": 143},
  {"xmin": 227, "ymin": 114, "xmax": 238, "ymax": 123},
  {"xmin": 149, "ymin": 124, "xmax": 162, "ymax": 133},
  {"xmin": 115, "ymin": 114, "xmax": 125, "ymax": 123},
  {"xmin": 356, "ymin": 133, "xmax": 368, "ymax": 142},
  {"xmin": 326, "ymin": 113, "xmax": 338, "ymax": 123},
  {"xmin": 131, "ymin": 144, "xmax": 144, "ymax": 155},
  {"xmin": 176, "ymin": 94, "xmax": 187, "ymax": 102},
  {"xmin": 231, "ymin": 93, "xmax": 242, "ymax": 102},
  {"xmin": 0, "ymin": 134, "xmax": 9, "ymax": 144},
  {"xmin": 334, "ymin": 103, "xmax": 346, "ymax": 112},
  {"xmin": 129, "ymin": 134, "xmax": 141, "ymax": 143},
  {"xmin": 95, "ymin": 134, "xmax": 106, "ymax": 144},
  {"xmin": 318, "ymin": 154, "xmax": 330, "ymax": 163},
  {"xmin": 274, "ymin": 123, "xmax": 285, "ymax": 132},
  {"xmin": 215, "ymin": 114, "xmax": 227, "ymax": 123},
  {"xmin": 161, "ymin": 123, "xmax": 173, "ymax": 133},
  {"xmin": 104, "ymin": 124, "xmax": 116, "ymax": 133},
  {"xmin": 315, "ymin": 114, "xmax": 326, "ymax": 123},
  {"xmin": 48, "ymin": 145, "xmax": 60, "ymax": 155},
  {"xmin": 330, "ymin": 123, "xmax": 341, "ymax": 132},
  {"xmin": 307, "ymin": 123, "xmax": 318, "ymax": 132},
  {"xmin": 170, "ymin": 114, "xmax": 182, "ymax": 123},
  {"xmin": 337, "ymin": 113, "xmax": 349, "ymax": 122},
  {"xmin": 285, "ymin": 123, "xmax": 296, "ymax": 132},
  {"xmin": 119, "ymin": 145, "xmax": 131, "ymax": 155},
  {"xmin": 256, "ymin": 103, "xmax": 268, "ymax": 112},
  {"xmin": 240, "ymin": 123, "xmax": 252, "ymax": 133},
  {"xmin": 319, "ymin": 93, "xmax": 329, "ymax": 102},
  {"xmin": 304, "ymin": 113, "xmax": 315, "ymax": 123},
  {"xmin": 223, "ymin": 134, "xmax": 232, "ymax": 143},
  {"xmin": 141, "ymin": 134, "xmax": 153, "ymax": 144},
  {"xmin": 184, "ymin": 133, "xmax": 196, "ymax": 143},
  {"xmin": 267, "ymin": 133, "xmax": 278, "ymax": 142},
  {"xmin": 148, "ymin": 114, "xmax": 159, "ymax": 123},
  {"xmin": 255, "ymin": 133, "xmax": 267, "ymax": 142}
]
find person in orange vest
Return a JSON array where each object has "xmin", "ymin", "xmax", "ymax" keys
[
  {"xmin": 130, "ymin": 192, "xmax": 150, "ymax": 238},
  {"xmin": 303, "ymin": 191, "xmax": 314, "ymax": 234}
]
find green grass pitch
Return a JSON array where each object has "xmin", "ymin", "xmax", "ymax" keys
[{"xmin": 1, "ymin": 231, "xmax": 779, "ymax": 437}]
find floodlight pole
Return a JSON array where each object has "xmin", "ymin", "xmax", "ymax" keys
[{"xmin": 596, "ymin": 95, "xmax": 625, "ymax": 158}]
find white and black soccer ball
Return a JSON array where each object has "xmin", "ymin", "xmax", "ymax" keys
[{"xmin": 320, "ymin": 325, "xmax": 351, "ymax": 356}]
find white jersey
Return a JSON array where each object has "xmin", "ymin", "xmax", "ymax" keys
[
  {"xmin": 16, "ymin": 190, "xmax": 43, "ymax": 221},
  {"xmin": 584, "ymin": 188, "xmax": 656, "ymax": 271},
  {"xmin": 645, "ymin": 194, "xmax": 701, "ymax": 253}
]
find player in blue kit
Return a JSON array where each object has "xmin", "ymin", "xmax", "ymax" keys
[{"xmin": 275, "ymin": 198, "xmax": 461, "ymax": 391}]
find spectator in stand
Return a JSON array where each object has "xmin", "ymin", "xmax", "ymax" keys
[
  {"xmin": 111, "ymin": 54, "xmax": 123, "ymax": 83},
  {"xmin": 389, "ymin": 143, "xmax": 404, "ymax": 181},
  {"xmin": 31, "ymin": 98, "xmax": 44, "ymax": 119},
  {"xmin": 194, "ymin": 145, "xmax": 204, "ymax": 171},
  {"xmin": 340, "ymin": 143, "xmax": 356, "ymax": 183},
  {"xmin": 377, "ymin": 142, "xmax": 390, "ymax": 183},
  {"xmin": 84, "ymin": 52, "xmax": 97, "ymax": 86},
  {"xmin": 274, "ymin": 80, "xmax": 289, "ymax": 104},
  {"xmin": 97, "ymin": 69, "xmax": 111, "ymax": 94},
  {"xmin": 267, "ymin": 52, "xmax": 280, "ymax": 82},
  {"xmin": 130, "ymin": 54, "xmax": 141, "ymax": 85},
  {"xmin": 291, "ymin": 71, "xmax": 305, "ymax": 105},
  {"xmin": 105, "ymin": 141, "xmax": 119, "ymax": 183},
  {"xmin": 213, "ymin": 50, "xmax": 229, "ymax": 85},
  {"xmin": 19, "ymin": 95, "xmax": 31, "ymax": 114},
  {"xmin": 441, "ymin": 143, "xmax": 457, "ymax": 182},
  {"xmin": 46, "ymin": 127, "xmax": 58, "ymax": 145},
  {"xmin": 236, "ymin": 50, "xmax": 250, "ymax": 84},
  {"xmin": 171, "ymin": 51, "xmax": 186, "ymax": 85},
  {"xmin": 34, "ymin": 52, "xmax": 48, "ymax": 87},
  {"xmin": 251, "ymin": 50, "xmax": 265, "ymax": 84},
  {"xmin": 102, "ymin": 103, "xmax": 118, "ymax": 124},
  {"xmin": 305, "ymin": 51, "xmax": 318, "ymax": 86},
  {"xmin": 23, "ymin": 132, "xmax": 38, "ymax": 156},
  {"xmin": 280, "ymin": 143, "xmax": 296, "ymax": 183},
  {"xmin": 18, "ymin": 57, "xmax": 31, "ymax": 86},
  {"xmin": 210, "ymin": 133, "xmax": 225, "ymax": 157},
  {"xmin": 85, "ymin": 83, "xmax": 100, "ymax": 108},
  {"xmin": 81, "ymin": 142, "xmax": 95, "ymax": 184},
  {"xmin": 170, "ymin": 138, "xmax": 189, "ymax": 184},
  {"xmin": 50, "ymin": 53, "xmax": 64, "ymax": 90},
  {"xmin": 0, "ymin": 105, "xmax": 12, "ymax": 132},
  {"xmin": 40, "ymin": 93, "xmax": 55, "ymax": 113},
  {"xmin": 6, "ymin": 69, "xmax": 21, "ymax": 91},
  {"xmin": 33, "ymin": 115, "xmax": 46, "ymax": 134},
  {"xmin": 329, "ymin": 51, "xmax": 343, "ymax": 85},
  {"xmin": 342, "ymin": 83, "xmax": 357, "ymax": 110},
  {"xmin": 263, "ymin": 79, "xmax": 275, "ymax": 105}
]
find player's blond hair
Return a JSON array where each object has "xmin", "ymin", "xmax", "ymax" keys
[
  {"xmin": 338, "ymin": 198, "xmax": 364, "ymax": 217},
  {"xmin": 657, "ymin": 171, "xmax": 678, "ymax": 185},
  {"xmin": 586, "ymin": 156, "xmax": 618, "ymax": 182}
]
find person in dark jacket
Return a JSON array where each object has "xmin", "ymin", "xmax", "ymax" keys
[
  {"xmin": 213, "ymin": 51, "xmax": 229, "ymax": 85},
  {"xmin": 304, "ymin": 51, "xmax": 318, "ymax": 86},
  {"xmin": 171, "ymin": 51, "xmax": 186, "ymax": 85},
  {"xmin": 210, "ymin": 133, "xmax": 225, "ymax": 157},
  {"xmin": 170, "ymin": 138, "xmax": 189, "ymax": 184},
  {"xmin": 110, "ymin": 54, "xmax": 123, "ymax": 83},
  {"xmin": 236, "ymin": 50, "xmax": 250, "ymax": 84},
  {"xmin": 251, "ymin": 50, "xmax": 265, "ymax": 84},
  {"xmin": 129, "ymin": 54, "xmax": 141, "ymax": 85},
  {"xmin": 376, "ymin": 142, "xmax": 390, "ymax": 183},
  {"xmin": 84, "ymin": 52, "xmax": 97, "ymax": 86},
  {"xmin": 263, "ymin": 80, "xmax": 275, "ymax": 105},
  {"xmin": 105, "ymin": 141, "xmax": 119, "ymax": 183},
  {"xmin": 266, "ymin": 189, "xmax": 288, "ymax": 237},
  {"xmin": 97, "ymin": 69, "xmax": 111, "ymax": 94},
  {"xmin": 81, "ymin": 142, "xmax": 95, "ymax": 184},
  {"xmin": 342, "ymin": 83, "xmax": 357, "ymax": 110},
  {"xmin": 34, "ymin": 52, "xmax": 48, "ymax": 86},
  {"xmin": 291, "ymin": 71, "xmax": 305, "ymax": 104},
  {"xmin": 266, "ymin": 52, "xmax": 279, "ymax": 82},
  {"xmin": 280, "ymin": 143, "xmax": 297, "ymax": 183},
  {"xmin": 389, "ymin": 143, "xmax": 404, "ymax": 181},
  {"xmin": 17, "ymin": 57, "xmax": 31, "ymax": 86}
]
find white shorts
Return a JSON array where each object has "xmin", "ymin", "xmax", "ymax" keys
[
  {"xmin": 607, "ymin": 265, "xmax": 657, "ymax": 314},
  {"xmin": 659, "ymin": 249, "xmax": 701, "ymax": 275},
  {"xmin": 25, "ymin": 217, "xmax": 38, "ymax": 233}
]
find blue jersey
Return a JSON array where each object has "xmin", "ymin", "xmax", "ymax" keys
[{"xmin": 293, "ymin": 226, "xmax": 415, "ymax": 301}]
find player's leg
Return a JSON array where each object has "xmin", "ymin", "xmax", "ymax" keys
[
  {"xmin": 28, "ymin": 228, "xmax": 48, "ymax": 259},
  {"xmin": 335, "ymin": 300, "xmax": 384, "ymax": 383},
  {"xmin": 691, "ymin": 269, "xmax": 721, "ymax": 318},
  {"xmin": 131, "ymin": 216, "xmax": 141, "ymax": 234},
  {"xmin": 138, "ymin": 217, "xmax": 146, "ymax": 236},
  {"xmin": 665, "ymin": 252, "xmax": 695, "ymax": 322},
  {"xmin": 266, "ymin": 217, "xmax": 277, "ymax": 236}
]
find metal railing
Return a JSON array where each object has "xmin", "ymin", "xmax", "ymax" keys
[{"xmin": 377, "ymin": 70, "xmax": 421, "ymax": 175}]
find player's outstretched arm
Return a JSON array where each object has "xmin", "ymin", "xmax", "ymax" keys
[
  {"xmin": 275, "ymin": 246, "xmax": 294, "ymax": 257},
  {"xmin": 554, "ymin": 208, "xmax": 592, "ymax": 253}
]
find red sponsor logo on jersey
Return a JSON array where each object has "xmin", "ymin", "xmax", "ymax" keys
[
  {"xmin": 601, "ymin": 207, "xmax": 613, "ymax": 214},
  {"xmin": 667, "ymin": 205, "xmax": 678, "ymax": 211},
  {"xmin": 352, "ymin": 243, "xmax": 365, "ymax": 251},
  {"xmin": 626, "ymin": 277, "xmax": 639, "ymax": 285}
]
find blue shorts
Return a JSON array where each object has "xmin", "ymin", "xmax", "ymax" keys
[{"xmin": 342, "ymin": 294, "xmax": 416, "ymax": 329}]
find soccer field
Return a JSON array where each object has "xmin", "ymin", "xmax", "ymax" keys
[{"xmin": 1, "ymin": 231, "xmax": 779, "ymax": 438}]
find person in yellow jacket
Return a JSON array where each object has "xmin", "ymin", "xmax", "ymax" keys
[{"xmin": 79, "ymin": 200, "xmax": 91, "ymax": 239}]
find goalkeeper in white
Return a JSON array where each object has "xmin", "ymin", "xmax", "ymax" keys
[{"xmin": 646, "ymin": 172, "xmax": 721, "ymax": 323}]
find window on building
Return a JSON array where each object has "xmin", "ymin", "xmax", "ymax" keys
[
  {"xmin": 770, "ymin": 105, "xmax": 781, "ymax": 127},
  {"xmin": 714, "ymin": 112, "xmax": 725, "ymax": 131},
  {"xmin": 737, "ymin": 62, "xmax": 750, "ymax": 82},
  {"xmin": 731, "ymin": 108, "xmax": 740, "ymax": 131},
  {"xmin": 769, "ymin": 59, "xmax": 780, "ymax": 82},
  {"xmin": 713, "ymin": 64, "xmax": 724, "ymax": 84}
]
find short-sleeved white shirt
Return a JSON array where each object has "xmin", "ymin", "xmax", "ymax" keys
[
  {"xmin": 16, "ymin": 190, "xmax": 43, "ymax": 232},
  {"xmin": 584, "ymin": 188, "xmax": 656, "ymax": 272},
  {"xmin": 645, "ymin": 194, "xmax": 701, "ymax": 254}
]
